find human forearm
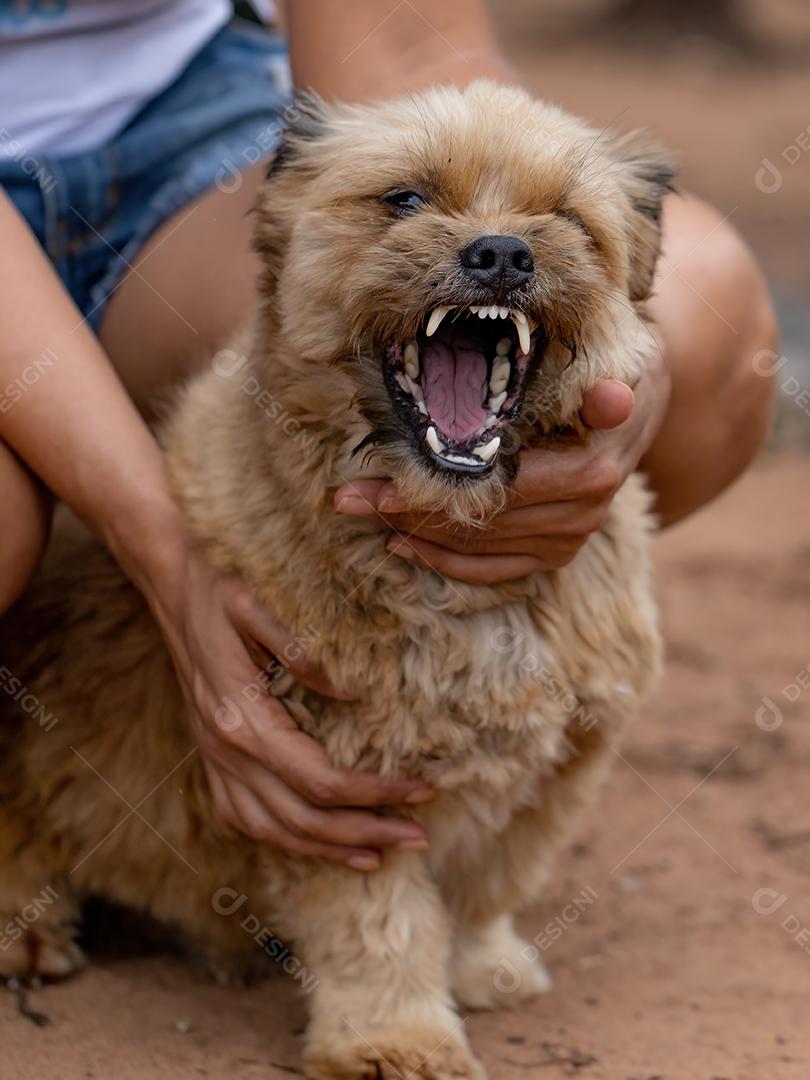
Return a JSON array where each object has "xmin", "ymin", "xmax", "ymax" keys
[
  {"xmin": 0, "ymin": 190, "xmax": 182, "ymax": 590},
  {"xmin": 283, "ymin": 0, "xmax": 514, "ymax": 101}
]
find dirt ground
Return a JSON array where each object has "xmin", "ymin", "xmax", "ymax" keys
[
  {"xmin": 4, "ymin": 453, "xmax": 808, "ymax": 1079},
  {"xmin": 3, "ymin": 3, "xmax": 809, "ymax": 1079}
]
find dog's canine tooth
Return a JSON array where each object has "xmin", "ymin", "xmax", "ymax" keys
[
  {"xmin": 516, "ymin": 322, "xmax": 531, "ymax": 355},
  {"xmin": 426, "ymin": 426, "xmax": 445, "ymax": 453},
  {"xmin": 404, "ymin": 341, "xmax": 420, "ymax": 379},
  {"xmin": 473, "ymin": 435, "xmax": 501, "ymax": 462},
  {"xmin": 490, "ymin": 359, "xmax": 510, "ymax": 394},
  {"xmin": 510, "ymin": 310, "xmax": 531, "ymax": 355},
  {"xmin": 488, "ymin": 390, "xmax": 507, "ymax": 413},
  {"xmin": 495, "ymin": 337, "xmax": 511, "ymax": 356},
  {"xmin": 417, "ymin": 400, "xmax": 428, "ymax": 416},
  {"xmin": 425, "ymin": 305, "xmax": 452, "ymax": 337}
]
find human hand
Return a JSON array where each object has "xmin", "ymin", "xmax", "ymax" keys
[
  {"xmin": 141, "ymin": 536, "xmax": 433, "ymax": 870},
  {"xmin": 335, "ymin": 360, "xmax": 670, "ymax": 586}
]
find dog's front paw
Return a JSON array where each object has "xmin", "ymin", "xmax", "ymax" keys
[
  {"xmin": 304, "ymin": 1014, "xmax": 486, "ymax": 1080},
  {"xmin": 0, "ymin": 918, "xmax": 86, "ymax": 980},
  {"xmin": 452, "ymin": 915, "xmax": 552, "ymax": 1011}
]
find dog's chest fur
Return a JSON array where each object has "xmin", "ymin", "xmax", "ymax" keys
[{"xmin": 166, "ymin": 366, "xmax": 660, "ymax": 808}]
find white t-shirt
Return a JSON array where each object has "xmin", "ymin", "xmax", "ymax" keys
[{"xmin": 0, "ymin": 0, "xmax": 234, "ymax": 158}]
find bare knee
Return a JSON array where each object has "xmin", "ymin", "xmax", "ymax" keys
[
  {"xmin": 0, "ymin": 441, "xmax": 52, "ymax": 615},
  {"xmin": 644, "ymin": 195, "xmax": 778, "ymax": 523}
]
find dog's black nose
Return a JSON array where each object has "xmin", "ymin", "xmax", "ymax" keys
[{"xmin": 458, "ymin": 235, "xmax": 534, "ymax": 287}]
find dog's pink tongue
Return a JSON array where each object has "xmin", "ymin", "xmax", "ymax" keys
[{"xmin": 421, "ymin": 331, "xmax": 488, "ymax": 443}]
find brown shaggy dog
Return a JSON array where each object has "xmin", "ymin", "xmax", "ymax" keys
[{"xmin": 0, "ymin": 83, "xmax": 672, "ymax": 1079}]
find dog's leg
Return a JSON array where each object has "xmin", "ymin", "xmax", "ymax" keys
[
  {"xmin": 0, "ymin": 845, "xmax": 85, "ymax": 981},
  {"xmin": 445, "ymin": 725, "xmax": 617, "ymax": 1011},
  {"xmin": 450, "ymin": 913, "xmax": 552, "ymax": 1011},
  {"xmin": 278, "ymin": 852, "xmax": 486, "ymax": 1080}
]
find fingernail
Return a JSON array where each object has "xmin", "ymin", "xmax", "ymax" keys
[
  {"xmin": 378, "ymin": 485, "xmax": 407, "ymax": 513},
  {"xmin": 336, "ymin": 496, "xmax": 376, "ymax": 517},
  {"xmin": 397, "ymin": 838, "xmax": 430, "ymax": 853},
  {"xmin": 405, "ymin": 788, "xmax": 434, "ymax": 804},
  {"xmin": 346, "ymin": 854, "xmax": 380, "ymax": 872}
]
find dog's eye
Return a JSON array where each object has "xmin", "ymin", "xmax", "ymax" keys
[{"xmin": 381, "ymin": 190, "xmax": 428, "ymax": 215}]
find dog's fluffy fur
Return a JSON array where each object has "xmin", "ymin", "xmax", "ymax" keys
[{"xmin": 0, "ymin": 83, "xmax": 672, "ymax": 1079}]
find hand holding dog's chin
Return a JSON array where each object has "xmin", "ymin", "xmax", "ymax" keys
[
  {"xmin": 336, "ymin": 365, "xmax": 671, "ymax": 586},
  {"xmin": 136, "ymin": 530, "xmax": 432, "ymax": 867}
]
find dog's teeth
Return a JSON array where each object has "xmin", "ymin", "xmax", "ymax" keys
[
  {"xmin": 406, "ymin": 375, "xmax": 423, "ymax": 401},
  {"xmin": 417, "ymin": 400, "xmax": 428, "ymax": 416},
  {"xmin": 426, "ymin": 305, "xmax": 452, "ymax": 337},
  {"xmin": 488, "ymin": 305, "xmax": 499, "ymax": 319},
  {"xmin": 444, "ymin": 452, "xmax": 481, "ymax": 466},
  {"xmin": 488, "ymin": 390, "xmax": 507, "ymax": 413},
  {"xmin": 492, "ymin": 358, "xmax": 510, "ymax": 382},
  {"xmin": 404, "ymin": 341, "xmax": 420, "ymax": 379},
  {"xmin": 426, "ymin": 426, "xmax": 445, "ymax": 454},
  {"xmin": 477, "ymin": 309, "xmax": 488, "ymax": 320},
  {"xmin": 498, "ymin": 306, "xmax": 509, "ymax": 319},
  {"xmin": 469, "ymin": 305, "xmax": 481, "ymax": 314},
  {"xmin": 484, "ymin": 414, "xmax": 498, "ymax": 429},
  {"xmin": 473, "ymin": 435, "xmax": 501, "ymax": 462},
  {"xmin": 516, "ymin": 322, "xmax": 531, "ymax": 355},
  {"xmin": 489, "ymin": 359, "xmax": 510, "ymax": 395},
  {"xmin": 510, "ymin": 310, "xmax": 531, "ymax": 355},
  {"xmin": 495, "ymin": 337, "xmax": 511, "ymax": 356}
]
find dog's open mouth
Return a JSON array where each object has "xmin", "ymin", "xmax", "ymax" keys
[{"xmin": 382, "ymin": 304, "xmax": 540, "ymax": 475}]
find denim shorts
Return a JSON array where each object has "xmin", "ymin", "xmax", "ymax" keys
[{"xmin": 0, "ymin": 20, "xmax": 291, "ymax": 329}]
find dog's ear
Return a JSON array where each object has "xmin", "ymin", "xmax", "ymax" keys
[
  {"xmin": 253, "ymin": 91, "xmax": 333, "ymax": 264},
  {"xmin": 608, "ymin": 133, "xmax": 677, "ymax": 302},
  {"xmin": 266, "ymin": 90, "xmax": 332, "ymax": 181}
]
